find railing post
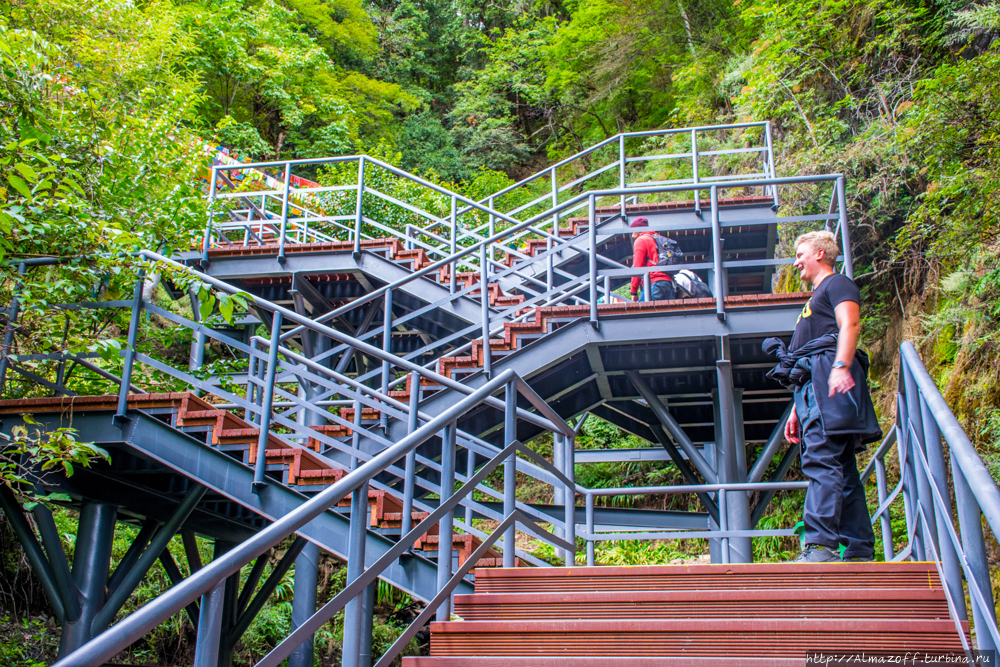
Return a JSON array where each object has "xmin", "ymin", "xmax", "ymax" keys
[
  {"xmin": 202, "ymin": 167, "xmax": 218, "ymax": 267},
  {"xmin": 585, "ymin": 492, "xmax": 595, "ymax": 566},
  {"xmin": 342, "ymin": 476, "xmax": 370, "ymax": 667},
  {"xmin": 503, "ymin": 378, "xmax": 517, "ymax": 568},
  {"xmin": 589, "ymin": 194, "xmax": 598, "ymax": 326},
  {"xmin": 553, "ymin": 433, "xmax": 564, "ymax": 557},
  {"xmin": 253, "ymin": 311, "xmax": 283, "ymax": 491},
  {"xmin": 691, "ymin": 129, "xmax": 701, "ymax": 217},
  {"xmin": 710, "ymin": 186, "xmax": 725, "ymax": 321},
  {"xmin": 902, "ymin": 364, "xmax": 938, "ymax": 556},
  {"xmin": 548, "ymin": 167, "xmax": 559, "ymax": 293},
  {"xmin": 836, "ymin": 176, "xmax": 853, "ymax": 279},
  {"xmin": 765, "ymin": 121, "xmax": 779, "ymax": 209},
  {"xmin": 719, "ymin": 488, "xmax": 730, "ymax": 564},
  {"xmin": 874, "ymin": 456, "xmax": 895, "ymax": 561},
  {"xmin": 380, "ymin": 288, "xmax": 393, "ymax": 428},
  {"xmin": 920, "ymin": 394, "xmax": 967, "ymax": 622},
  {"xmin": 436, "ymin": 422, "xmax": 457, "ymax": 621},
  {"xmin": 0, "ymin": 261, "xmax": 26, "ymax": 393},
  {"xmin": 619, "ymin": 135, "xmax": 626, "ymax": 217},
  {"xmin": 353, "ymin": 157, "xmax": 365, "ymax": 255},
  {"xmin": 277, "ymin": 163, "xmax": 291, "ymax": 265},
  {"xmin": 643, "ymin": 271, "xmax": 651, "ymax": 303},
  {"xmin": 114, "ymin": 271, "xmax": 145, "ymax": 424},
  {"xmin": 479, "ymin": 244, "xmax": 491, "ymax": 378},
  {"xmin": 449, "ymin": 195, "xmax": 458, "ymax": 294},
  {"xmin": 897, "ymin": 391, "xmax": 923, "ymax": 560},
  {"xmin": 401, "ymin": 371, "xmax": 420, "ymax": 539},
  {"xmin": 563, "ymin": 432, "xmax": 576, "ymax": 567},
  {"xmin": 953, "ymin": 458, "xmax": 998, "ymax": 654}
]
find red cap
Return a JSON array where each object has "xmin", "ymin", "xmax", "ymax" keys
[{"xmin": 630, "ymin": 216, "xmax": 649, "ymax": 228}]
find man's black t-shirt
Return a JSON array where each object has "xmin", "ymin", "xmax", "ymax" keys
[{"xmin": 790, "ymin": 273, "xmax": 860, "ymax": 351}]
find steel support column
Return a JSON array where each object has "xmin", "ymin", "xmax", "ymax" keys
[
  {"xmin": 342, "ymin": 480, "xmax": 370, "ymax": 667},
  {"xmin": 715, "ymin": 363, "xmax": 751, "ymax": 562},
  {"xmin": 59, "ymin": 502, "xmax": 117, "ymax": 657},
  {"xmin": 358, "ymin": 582, "xmax": 375, "ymax": 667},
  {"xmin": 288, "ymin": 541, "xmax": 320, "ymax": 667}
]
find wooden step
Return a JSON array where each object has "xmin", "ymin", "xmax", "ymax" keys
[
  {"xmin": 408, "ymin": 658, "xmax": 808, "ymax": 667},
  {"xmin": 452, "ymin": 588, "xmax": 950, "ymax": 621},
  {"xmin": 424, "ymin": 618, "xmax": 966, "ymax": 658},
  {"xmin": 473, "ymin": 562, "xmax": 945, "ymax": 593}
]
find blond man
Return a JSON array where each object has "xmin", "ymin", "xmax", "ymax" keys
[{"xmin": 764, "ymin": 231, "xmax": 882, "ymax": 563}]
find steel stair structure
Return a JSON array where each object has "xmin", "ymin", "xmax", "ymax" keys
[{"xmin": 1, "ymin": 121, "xmax": 998, "ymax": 666}]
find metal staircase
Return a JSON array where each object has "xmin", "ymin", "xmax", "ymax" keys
[{"xmin": 1, "ymin": 121, "xmax": 998, "ymax": 666}]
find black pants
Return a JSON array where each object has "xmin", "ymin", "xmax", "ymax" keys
[
  {"xmin": 650, "ymin": 280, "xmax": 675, "ymax": 301},
  {"xmin": 794, "ymin": 383, "xmax": 876, "ymax": 558}
]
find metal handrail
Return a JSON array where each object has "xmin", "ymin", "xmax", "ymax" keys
[
  {"xmin": 863, "ymin": 341, "xmax": 1000, "ymax": 655},
  {"xmin": 51, "ymin": 368, "xmax": 577, "ymax": 667}
]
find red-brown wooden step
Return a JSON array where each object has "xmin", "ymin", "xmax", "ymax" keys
[
  {"xmin": 425, "ymin": 618, "xmax": 966, "ymax": 658},
  {"xmin": 453, "ymin": 587, "xmax": 950, "ymax": 621},
  {"xmin": 472, "ymin": 562, "xmax": 944, "ymax": 593}
]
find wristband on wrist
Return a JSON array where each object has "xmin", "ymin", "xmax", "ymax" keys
[{"xmin": 832, "ymin": 360, "xmax": 848, "ymax": 370}]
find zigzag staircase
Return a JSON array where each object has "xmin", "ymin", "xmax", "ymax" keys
[{"xmin": 3, "ymin": 123, "xmax": 996, "ymax": 666}]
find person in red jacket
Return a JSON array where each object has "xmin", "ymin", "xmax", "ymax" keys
[{"xmin": 629, "ymin": 217, "xmax": 675, "ymax": 301}]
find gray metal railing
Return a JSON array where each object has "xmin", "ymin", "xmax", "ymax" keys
[{"xmin": 861, "ymin": 341, "xmax": 1000, "ymax": 654}]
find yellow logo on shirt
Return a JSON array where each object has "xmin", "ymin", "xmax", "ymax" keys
[{"xmin": 796, "ymin": 299, "xmax": 813, "ymax": 324}]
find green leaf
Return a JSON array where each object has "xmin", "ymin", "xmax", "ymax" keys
[
  {"xmin": 14, "ymin": 163, "xmax": 37, "ymax": 182},
  {"xmin": 7, "ymin": 174, "xmax": 31, "ymax": 198},
  {"xmin": 199, "ymin": 294, "xmax": 216, "ymax": 321}
]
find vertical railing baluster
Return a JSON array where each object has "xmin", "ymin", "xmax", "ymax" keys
[
  {"xmin": 920, "ymin": 395, "xmax": 967, "ymax": 622},
  {"xmin": 0, "ymin": 261, "xmax": 27, "ymax": 392},
  {"xmin": 401, "ymin": 371, "xmax": 420, "ymax": 540},
  {"xmin": 277, "ymin": 163, "xmax": 291, "ymax": 265},
  {"xmin": 765, "ymin": 121, "xmax": 779, "ymax": 209},
  {"xmin": 619, "ymin": 135, "xmax": 626, "ymax": 217},
  {"xmin": 503, "ymin": 379, "xmax": 517, "ymax": 568},
  {"xmin": 711, "ymin": 186, "xmax": 724, "ymax": 320},
  {"xmin": 479, "ymin": 244, "xmax": 491, "ymax": 378},
  {"xmin": 589, "ymin": 194, "xmax": 598, "ymax": 326},
  {"xmin": 563, "ymin": 433, "xmax": 576, "ymax": 567},
  {"xmin": 691, "ymin": 129, "xmax": 701, "ymax": 218},
  {"xmin": 353, "ymin": 157, "xmax": 365, "ymax": 255},
  {"xmin": 449, "ymin": 195, "xmax": 457, "ymax": 295},
  {"xmin": 380, "ymin": 289, "xmax": 393, "ymax": 429},
  {"xmin": 836, "ymin": 176, "xmax": 853, "ymax": 279},
  {"xmin": 585, "ymin": 492, "xmax": 595, "ymax": 566},
  {"xmin": 202, "ymin": 168, "xmax": 218, "ymax": 267},
  {"xmin": 874, "ymin": 456, "xmax": 894, "ymax": 561},
  {"xmin": 252, "ymin": 311, "xmax": 283, "ymax": 491},
  {"xmin": 952, "ymin": 456, "xmax": 998, "ymax": 654},
  {"xmin": 115, "ymin": 272, "xmax": 145, "ymax": 424},
  {"xmin": 548, "ymin": 167, "xmax": 557, "ymax": 293},
  {"xmin": 719, "ymin": 488, "xmax": 729, "ymax": 564}
]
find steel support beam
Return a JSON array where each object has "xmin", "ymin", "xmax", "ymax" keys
[
  {"xmin": 625, "ymin": 370, "xmax": 717, "ymax": 483},
  {"xmin": 715, "ymin": 362, "xmax": 751, "ymax": 562},
  {"xmin": 289, "ymin": 541, "xmax": 320, "ymax": 667},
  {"xmin": 60, "ymin": 502, "xmax": 117, "ymax": 657}
]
